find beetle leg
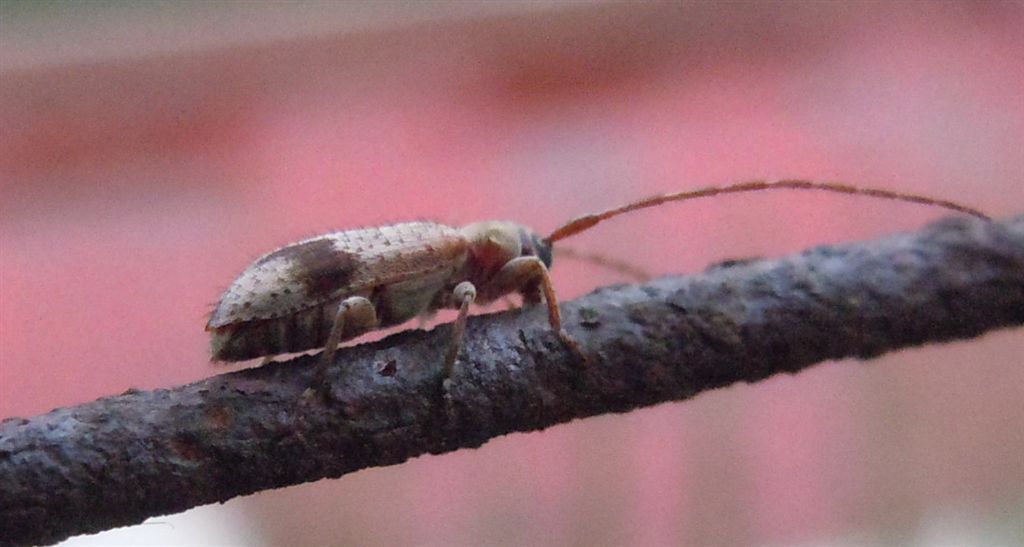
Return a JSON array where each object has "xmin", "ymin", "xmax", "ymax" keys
[
  {"xmin": 480, "ymin": 257, "xmax": 586, "ymax": 363},
  {"xmin": 312, "ymin": 296, "xmax": 378, "ymax": 396},
  {"xmin": 443, "ymin": 281, "xmax": 477, "ymax": 379}
]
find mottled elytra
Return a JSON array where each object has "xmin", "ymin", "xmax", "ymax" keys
[{"xmin": 207, "ymin": 179, "xmax": 989, "ymax": 395}]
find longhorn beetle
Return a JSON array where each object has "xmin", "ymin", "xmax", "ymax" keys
[{"xmin": 206, "ymin": 179, "xmax": 989, "ymax": 394}]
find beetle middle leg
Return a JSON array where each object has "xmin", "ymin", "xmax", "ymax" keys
[
  {"xmin": 443, "ymin": 281, "xmax": 477, "ymax": 379},
  {"xmin": 311, "ymin": 296, "xmax": 378, "ymax": 396}
]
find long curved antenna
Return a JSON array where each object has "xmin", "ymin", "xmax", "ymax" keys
[
  {"xmin": 546, "ymin": 179, "xmax": 991, "ymax": 243},
  {"xmin": 554, "ymin": 246, "xmax": 653, "ymax": 282}
]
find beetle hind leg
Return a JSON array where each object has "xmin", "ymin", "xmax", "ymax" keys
[{"xmin": 310, "ymin": 296, "xmax": 378, "ymax": 398}]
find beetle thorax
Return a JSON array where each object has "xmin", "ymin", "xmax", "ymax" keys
[{"xmin": 461, "ymin": 221, "xmax": 524, "ymax": 278}]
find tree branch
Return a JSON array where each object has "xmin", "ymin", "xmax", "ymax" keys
[{"xmin": 3, "ymin": 215, "xmax": 1023, "ymax": 546}]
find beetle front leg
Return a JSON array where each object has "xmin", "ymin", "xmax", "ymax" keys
[
  {"xmin": 481, "ymin": 257, "xmax": 585, "ymax": 362},
  {"xmin": 311, "ymin": 296, "xmax": 378, "ymax": 397}
]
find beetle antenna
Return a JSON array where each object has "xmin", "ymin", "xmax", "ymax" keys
[
  {"xmin": 545, "ymin": 179, "xmax": 990, "ymax": 243},
  {"xmin": 554, "ymin": 246, "xmax": 652, "ymax": 282}
]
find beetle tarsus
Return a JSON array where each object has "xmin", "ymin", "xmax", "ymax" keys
[{"xmin": 556, "ymin": 328, "xmax": 588, "ymax": 366}]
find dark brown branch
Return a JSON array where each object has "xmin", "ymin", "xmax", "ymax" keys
[{"xmin": 3, "ymin": 215, "xmax": 1023, "ymax": 546}]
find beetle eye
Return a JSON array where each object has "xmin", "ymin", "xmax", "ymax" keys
[
  {"xmin": 512, "ymin": 228, "xmax": 552, "ymax": 268},
  {"xmin": 531, "ymin": 233, "xmax": 553, "ymax": 269},
  {"xmin": 524, "ymin": 231, "xmax": 557, "ymax": 268},
  {"xmin": 517, "ymin": 228, "xmax": 552, "ymax": 268}
]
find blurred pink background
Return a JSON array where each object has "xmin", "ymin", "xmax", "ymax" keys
[{"xmin": 2, "ymin": 2, "xmax": 1022, "ymax": 546}]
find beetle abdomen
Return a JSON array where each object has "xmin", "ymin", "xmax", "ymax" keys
[
  {"xmin": 210, "ymin": 264, "xmax": 459, "ymax": 362},
  {"xmin": 210, "ymin": 298, "xmax": 336, "ymax": 362},
  {"xmin": 207, "ymin": 221, "xmax": 472, "ymax": 362}
]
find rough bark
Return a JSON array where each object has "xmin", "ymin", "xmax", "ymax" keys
[{"xmin": 2, "ymin": 215, "xmax": 1023, "ymax": 546}]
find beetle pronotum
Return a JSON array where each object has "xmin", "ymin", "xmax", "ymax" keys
[{"xmin": 206, "ymin": 179, "xmax": 989, "ymax": 394}]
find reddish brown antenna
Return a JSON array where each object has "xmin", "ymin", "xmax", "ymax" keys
[
  {"xmin": 546, "ymin": 179, "xmax": 990, "ymax": 243},
  {"xmin": 554, "ymin": 246, "xmax": 652, "ymax": 282}
]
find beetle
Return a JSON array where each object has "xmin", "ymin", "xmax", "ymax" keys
[{"xmin": 206, "ymin": 179, "xmax": 989, "ymax": 394}]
